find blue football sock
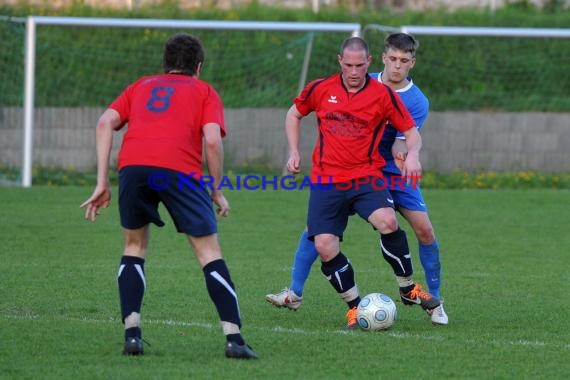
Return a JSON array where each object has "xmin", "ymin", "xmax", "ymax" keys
[
  {"xmin": 290, "ymin": 230, "xmax": 318, "ymax": 297},
  {"xmin": 418, "ymin": 240, "xmax": 441, "ymax": 299}
]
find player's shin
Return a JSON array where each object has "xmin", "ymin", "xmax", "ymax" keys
[
  {"xmin": 419, "ymin": 240, "xmax": 441, "ymax": 299},
  {"xmin": 320, "ymin": 252, "xmax": 360, "ymax": 308},
  {"xmin": 379, "ymin": 228, "xmax": 415, "ymax": 288},
  {"xmin": 290, "ymin": 230, "xmax": 319, "ymax": 296},
  {"xmin": 203, "ymin": 259, "xmax": 245, "ymax": 345},
  {"xmin": 117, "ymin": 256, "xmax": 146, "ymax": 340}
]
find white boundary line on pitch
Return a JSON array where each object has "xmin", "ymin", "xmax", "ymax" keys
[{"xmin": 2, "ymin": 313, "xmax": 568, "ymax": 350}]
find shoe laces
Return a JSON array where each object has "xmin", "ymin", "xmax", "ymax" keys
[
  {"xmin": 346, "ymin": 307, "xmax": 358, "ymax": 325},
  {"xmin": 409, "ymin": 284, "xmax": 432, "ymax": 300},
  {"xmin": 279, "ymin": 288, "xmax": 292, "ymax": 302},
  {"xmin": 282, "ymin": 288, "xmax": 301, "ymax": 302}
]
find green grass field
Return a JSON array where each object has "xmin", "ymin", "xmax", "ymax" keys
[{"xmin": 1, "ymin": 186, "xmax": 568, "ymax": 379}]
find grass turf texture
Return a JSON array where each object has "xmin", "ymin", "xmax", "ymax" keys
[{"xmin": 0, "ymin": 186, "xmax": 568, "ymax": 379}]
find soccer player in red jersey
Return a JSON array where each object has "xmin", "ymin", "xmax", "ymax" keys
[
  {"xmin": 284, "ymin": 36, "xmax": 440, "ymax": 328},
  {"xmin": 80, "ymin": 33, "xmax": 257, "ymax": 359}
]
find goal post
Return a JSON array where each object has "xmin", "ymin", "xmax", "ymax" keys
[{"xmin": 6, "ymin": 16, "xmax": 361, "ymax": 187}]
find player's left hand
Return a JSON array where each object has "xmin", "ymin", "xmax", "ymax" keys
[
  {"xmin": 80, "ymin": 185, "xmax": 111, "ymax": 222},
  {"xmin": 211, "ymin": 190, "xmax": 230, "ymax": 218}
]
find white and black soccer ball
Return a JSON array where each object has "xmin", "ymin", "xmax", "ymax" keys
[{"xmin": 357, "ymin": 293, "xmax": 397, "ymax": 331}]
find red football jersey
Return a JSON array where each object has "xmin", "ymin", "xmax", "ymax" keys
[
  {"xmin": 110, "ymin": 73, "xmax": 226, "ymax": 175},
  {"xmin": 294, "ymin": 73, "xmax": 415, "ymax": 183}
]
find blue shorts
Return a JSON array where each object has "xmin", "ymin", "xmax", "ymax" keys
[
  {"xmin": 383, "ymin": 172, "xmax": 428, "ymax": 212},
  {"xmin": 307, "ymin": 176, "xmax": 395, "ymax": 239},
  {"xmin": 118, "ymin": 166, "xmax": 217, "ymax": 236}
]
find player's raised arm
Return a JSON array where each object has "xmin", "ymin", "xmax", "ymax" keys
[{"xmin": 285, "ymin": 104, "xmax": 303, "ymax": 174}]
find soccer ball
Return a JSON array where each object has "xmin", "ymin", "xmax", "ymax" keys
[{"xmin": 356, "ymin": 293, "xmax": 397, "ymax": 331}]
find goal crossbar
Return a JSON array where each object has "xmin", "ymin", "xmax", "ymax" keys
[
  {"xmin": 28, "ymin": 16, "xmax": 362, "ymax": 32},
  {"xmin": 16, "ymin": 16, "xmax": 361, "ymax": 187},
  {"xmin": 364, "ymin": 24, "xmax": 570, "ymax": 38}
]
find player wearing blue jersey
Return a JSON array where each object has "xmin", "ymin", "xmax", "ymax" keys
[{"xmin": 266, "ymin": 33, "xmax": 448, "ymax": 325}]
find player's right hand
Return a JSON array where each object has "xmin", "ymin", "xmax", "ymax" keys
[
  {"xmin": 394, "ymin": 151, "xmax": 407, "ymax": 173},
  {"xmin": 80, "ymin": 185, "xmax": 111, "ymax": 222}
]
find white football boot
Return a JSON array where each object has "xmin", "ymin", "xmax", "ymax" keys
[
  {"xmin": 265, "ymin": 287, "xmax": 302, "ymax": 311},
  {"xmin": 430, "ymin": 302, "xmax": 449, "ymax": 325}
]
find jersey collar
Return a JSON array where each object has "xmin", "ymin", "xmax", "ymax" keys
[{"xmin": 377, "ymin": 71, "xmax": 414, "ymax": 93}]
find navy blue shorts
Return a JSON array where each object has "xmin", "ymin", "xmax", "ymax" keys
[
  {"xmin": 307, "ymin": 176, "xmax": 395, "ymax": 239},
  {"xmin": 118, "ymin": 166, "xmax": 217, "ymax": 236}
]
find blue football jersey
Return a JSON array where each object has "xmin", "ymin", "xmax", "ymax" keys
[{"xmin": 369, "ymin": 72, "xmax": 429, "ymax": 174}]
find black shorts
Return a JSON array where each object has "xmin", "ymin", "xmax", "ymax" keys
[{"xmin": 118, "ymin": 166, "xmax": 217, "ymax": 236}]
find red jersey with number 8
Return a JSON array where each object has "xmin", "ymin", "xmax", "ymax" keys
[
  {"xmin": 110, "ymin": 73, "xmax": 226, "ymax": 175},
  {"xmin": 294, "ymin": 73, "xmax": 415, "ymax": 183}
]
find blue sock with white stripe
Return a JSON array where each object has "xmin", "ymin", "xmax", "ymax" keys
[
  {"xmin": 290, "ymin": 230, "xmax": 319, "ymax": 297},
  {"xmin": 419, "ymin": 240, "xmax": 441, "ymax": 299},
  {"xmin": 203, "ymin": 259, "xmax": 241, "ymax": 328},
  {"xmin": 117, "ymin": 256, "xmax": 146, "ymax": 327}
]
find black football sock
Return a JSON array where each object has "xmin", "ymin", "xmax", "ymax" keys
[
  {"xmin": 380, "ymin": 228, "xmax": 414, "ymax": 277},
  {"xmin": 400, "ymin": 284, "xmax": 415, "ymax": 294},
  {"xmin": 320, "ymin": 252, "xmax": 360, "ymax": 308},
  {"xmin": 124, "ymin": 327, "xmax": 142, "ymax": 340},
  {"xmin": 203, "ymin": 259, "xmax": 241, "ymax": 328},
  {"xmin": 117, "ymin": 256, "xmax": 146, "ymax": 324},
  {"xmin": 226, "ymin": 333, "xmax": 245, "ymax": 345}
]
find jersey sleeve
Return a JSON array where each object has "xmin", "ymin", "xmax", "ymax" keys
[
  {"xmin": 108, "ymin": 83, "xmax": 135, "ymax": 131},
  {"xmin": 201, "ymin": 85, "xmax": 226, "ymax": 138},
  {"xmin": 293, "ymin": 78, "xmax": 323, "ymax": 116},
  {"xmin": 395, "ymin": 88, "xmax": 429, "ymax": 139},
  {"xmin": 411, "ymin": 97, "xmax": 429, "ymax": 129}
]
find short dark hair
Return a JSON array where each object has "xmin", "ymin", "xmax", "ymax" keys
[
  {"xmin": 339, "ymin": 36, "xmax": 369, "ymax": 57},
  {"xmin": 384, "ymin": 33, "xmax": 419, "ymax": 57},
  {"xmin": 162, "ymin": 33, "xmax": 204, "ymax": 76}
]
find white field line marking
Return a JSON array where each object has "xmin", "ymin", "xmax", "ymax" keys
[{"xmin": 2, "ymin": 313, "xmax": 567, "ymax": 350}]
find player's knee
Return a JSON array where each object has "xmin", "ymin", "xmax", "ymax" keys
[
  {"xmin": 414, "ymin": 223, "xmax": 436, "ymax": 244},
  {"xmin": 314, "ymin": 236, "xmax": 338, "ymax": 261},
  {"xmin": 369, "ymin": 208, "xmax": 399, "ymax": 234},
  {"xmin": 376, "ymin": 216, "xmax": 399, "ymax": 234}
]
